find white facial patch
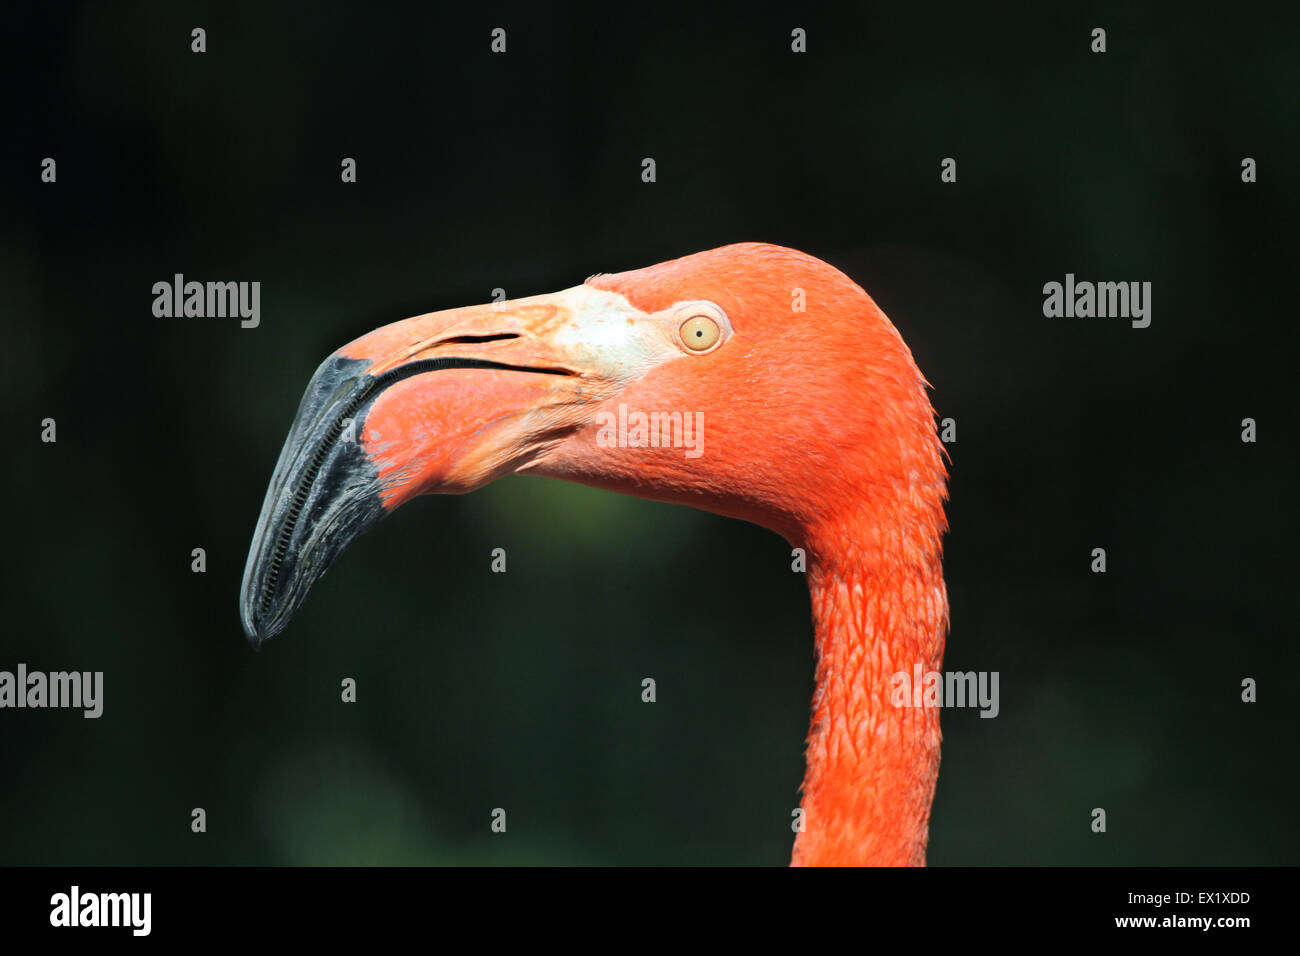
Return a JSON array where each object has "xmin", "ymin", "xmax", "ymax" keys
[{"xmin": 545, "ymin": 284, "xmax": 690, "ymax": 384}]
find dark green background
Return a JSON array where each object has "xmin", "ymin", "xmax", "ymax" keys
[{"xmin": 2, "ymin": 3, "xmax": 1296, "ymax": 864}]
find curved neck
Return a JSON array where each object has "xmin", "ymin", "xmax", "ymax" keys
[{"xmin": 791, "ymin": 521, "xmax": 948, "ymax": 866}]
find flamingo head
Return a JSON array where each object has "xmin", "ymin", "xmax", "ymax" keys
[{"xmin": 241, "ymin": 243, "xmax": 945, "ymax": 646}]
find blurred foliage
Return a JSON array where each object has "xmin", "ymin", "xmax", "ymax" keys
[{"xmin": 1, "ymin": 2, "xmax": 1296, "ymax": 864}]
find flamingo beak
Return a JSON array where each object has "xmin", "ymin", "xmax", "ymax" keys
[{"xmin": 239, "ymin": 284, "xmax": 681, "ymax": 647}]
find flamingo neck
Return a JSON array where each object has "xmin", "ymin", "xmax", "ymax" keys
[{"xmin": 791, "ymin": 519, "xmax": 948, "ymax": 866}]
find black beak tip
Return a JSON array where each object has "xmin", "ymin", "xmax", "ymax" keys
[
  {"xmin": 240, "ymin": 603, "xmax": 267, "ymax": 650},
  {"xmin": 239, "ymin": 353, "xmax": 396, "ymax": 652}
]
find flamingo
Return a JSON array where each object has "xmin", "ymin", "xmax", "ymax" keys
[{"xmin": 241, "ymin": 242, "xmax": 949, "ymax": 866}]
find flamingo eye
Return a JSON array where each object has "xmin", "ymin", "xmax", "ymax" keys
[{"xmin": 680, "ymin": 315, "xmax": 721, "ymax": 351}]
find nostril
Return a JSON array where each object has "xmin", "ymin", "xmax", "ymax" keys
[{"xmin": 439, "ymin": 333, "xmax": 521, "ymax": 345}]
